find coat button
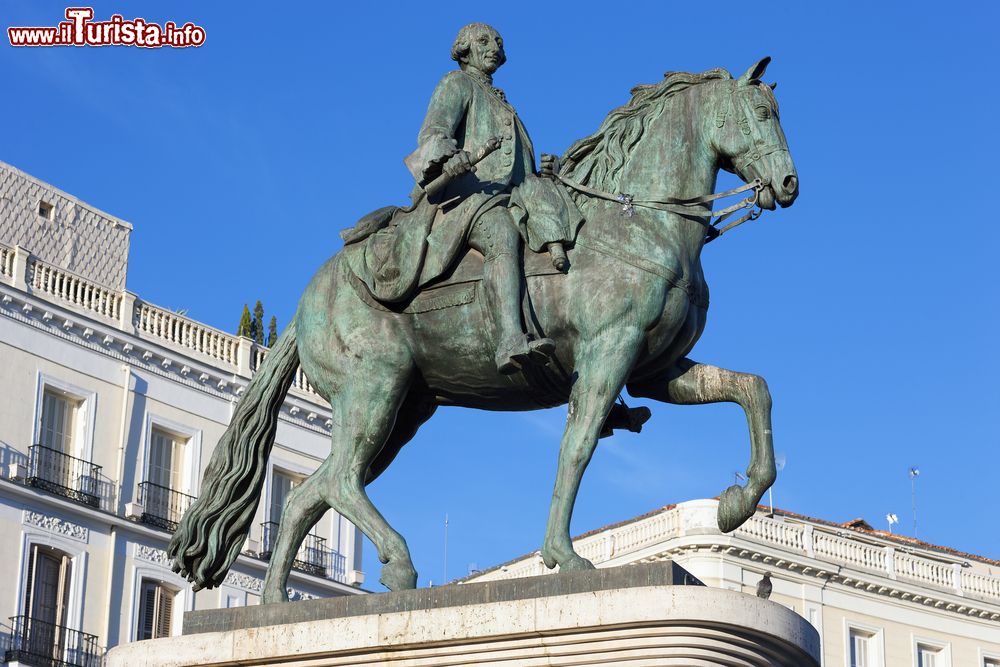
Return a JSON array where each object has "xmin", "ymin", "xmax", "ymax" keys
[
  {"xmin": 505, "ymin": 118, "xmax": 512, "ymax": 126},
  {"xmin": 503, "ymin": 146, "xmax": 512, "ymax": 155}
]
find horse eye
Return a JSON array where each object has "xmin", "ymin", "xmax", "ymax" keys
[{"xmin": 755, "ymin": 105, "xmax": 771, "ymax": 121}]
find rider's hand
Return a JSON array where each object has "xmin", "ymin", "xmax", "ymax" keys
[
  {"xmin": 540, "ymin": 153, "xmax": 559, "ymax": 178},
  {"xmin": 443, "ymin": 150, "xmax": 475, "ymax": 178}
]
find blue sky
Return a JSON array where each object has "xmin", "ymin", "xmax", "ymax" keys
[{"xmin": 3, "ymin": 1, "xmax": 998, "ymax": 588}]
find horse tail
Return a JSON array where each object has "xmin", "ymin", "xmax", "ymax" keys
[{"xmin": 167, "ymin": 316, "xmax": 300, "ymax": 590}]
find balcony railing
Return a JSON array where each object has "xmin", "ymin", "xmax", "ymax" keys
[
  {"xmin": 137, "ymin": 481, "xmax": 196, "ymax": 532},
  {"xmin": 4, "ymin": 615, "xmax": 101, "ymax": 667},
  {"xmin": 26, "ymin": 446, "xmax": 102, "ymax": 509},
  {"xmin": 259, "ymin": 521, "xmax": 329, "ymax": 578}
]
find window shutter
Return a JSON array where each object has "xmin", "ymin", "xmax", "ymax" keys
[
  {"xmin": 156, "ymin": 586, "xmax": 173, "ymax": 638},
  {"xmin": 24, "ymin": 545, "xmax": 37, "ymax": 618},
  {"xmin": 138, "ymin": 581, "xmax": 157, "ymax": 640},
  {"xmin": 137, "ymin": 580, "xmax": 175, "ymax": 640}
]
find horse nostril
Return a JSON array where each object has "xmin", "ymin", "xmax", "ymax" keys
[{"xmin": 783, "ymin": 174, "xmax": 798, "ymax": 194}]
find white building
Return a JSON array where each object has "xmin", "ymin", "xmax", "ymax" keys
[
  {"xmin": 466, "ymin": 499, "xmax": 1000, "ymax": 667},
  {"xmin": 0, "ymin": 160, "xmax": 364, "ymax": 665}
]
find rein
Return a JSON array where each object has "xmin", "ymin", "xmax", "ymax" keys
[
  {"xmin": 555, "ymin": 81, "xmax": 788, "ymax": 244},
  {"xmin": 555, "ymin": 172, "xmax": 763, "ymax": 243}
]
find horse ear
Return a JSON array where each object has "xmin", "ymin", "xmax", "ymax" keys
[
  {"xmin": 737, "ymin": 57, "xmax": 772, "ymax": 85},
  {"xmin": 769, "ymin": 82, "xmax": 777, "ymax": 91}
]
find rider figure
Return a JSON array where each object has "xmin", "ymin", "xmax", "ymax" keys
[{"xmin": 405, "ymin": 23, "xmax": 575, "ymax": 374}]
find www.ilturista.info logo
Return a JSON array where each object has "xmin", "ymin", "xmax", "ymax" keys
[{"xmin": 8, "ymin": 7, "xmax": 205, "ymax": 48}]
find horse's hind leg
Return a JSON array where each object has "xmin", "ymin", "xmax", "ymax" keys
[
  {"xmin": 262, "ymin": 463, "xmax": 333, "ymax": 603},
  {"xmin": 628, "ymin": 357, "xmax": 776, "ymax": 533},
  {"xmin": 364, "ymin": 390, "xmax": 436, "ymax": 486},
  {"xmin": 321, "ymin": 372, "xmax": 419, "ymax": 592},
  {"xmin": 262, "ymin": 385, "xmax": 430, "ymax": 602}
]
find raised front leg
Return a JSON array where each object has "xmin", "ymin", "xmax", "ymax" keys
[
  {"xmin": 541, "ymin": 330, "xmax": 643, "ymax": 572},
  {"xmin": 629, "ymin": 358, "xmax": 776, "ymax": 533}
]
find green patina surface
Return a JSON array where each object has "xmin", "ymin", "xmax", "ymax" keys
[{"xmin": 168, "ymin": 24, "xmax": 799, "ymax": 602}]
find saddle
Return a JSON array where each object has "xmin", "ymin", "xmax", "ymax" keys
[{"xmin": 346, "ymin": 237, "xmax": 563, "ymax": 315}]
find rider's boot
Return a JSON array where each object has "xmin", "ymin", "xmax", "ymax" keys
[{"xmin": 476, "ymin": 213, "xmax": 555, "ymax": 374}]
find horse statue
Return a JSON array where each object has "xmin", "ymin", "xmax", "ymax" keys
[{"xmin": 168, "ymin": 57, "xmax": 799, "ymax": 602}]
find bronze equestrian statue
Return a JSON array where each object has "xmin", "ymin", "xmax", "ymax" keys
[{"xmin": 169, "ymin": 23, "xmax": 799, "ymax": 602}]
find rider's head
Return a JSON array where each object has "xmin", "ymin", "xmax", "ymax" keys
[{"xmin": 451, "ymin": 23, "xmax": 506, "ymax": 75}]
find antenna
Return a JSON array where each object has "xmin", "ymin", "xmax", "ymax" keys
[
  {"xmin": 443, "ymin": 513, "xmax": 449, "ymax": 585},
  {"xmin": 886, "ymin": 513, "xmax": 899, "ymax": 534},
  {"xmin": 909, "ymin": 467, "xmax": 920, "ymax": 538},
  {"xmin": 767, "ymin": 453, "xmax": 787, "ymax": 516}
]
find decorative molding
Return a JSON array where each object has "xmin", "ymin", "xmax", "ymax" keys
[
  {"xmin": 134, "ymin": 543, "xmax": 172, "ymax": 567},
  {"xmin": 221, "ymin": 571, "xmax": 316, "ymax": 601},
  {"xmin": 22, "ymin": 509, "xmax": 89, "ymax": 542},
  {"xmin": 224, "ymin": 571, "xmax": 263, "ymax": 593}
]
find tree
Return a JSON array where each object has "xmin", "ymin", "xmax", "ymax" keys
[
  {"xmin": 267, "ymin": 315, "xmax": 278, "ymax": 347},
  {"xmin": 252, "ymin": 300, "xmax": 264, "ymax": 344},
  {"xmin": 236, "ymin": 304, "xmax": 252, "ymax": 337}
]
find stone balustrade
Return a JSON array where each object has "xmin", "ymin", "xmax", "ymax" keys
[
  {"xmin": 894, "ymin": 549, "xmax": 958, "ymax": 590},
  {"xmin": 812, "ymin": 529, "xmax": 887, "ymax": 573},
  {"xmin": 0, "ymin": 243, "xmax": 13, "ymax": 280},
  {"xmin": 963, "ymin": 569, "xmax": 1000, "ymax": 600},
  {"xmin": 30, "ymin": 258, "xmax": 122, "ymax": 322},
  {"xmin": 134, "ymin": 302, "xmax": 238, "ymax": 367},
  {"xmin": 471, "ymin": 503, "xmax": 1000, "ymax": 606},
  {"xmin": 0, "ymin": 247, "xmax": 326, "ymax": 406}
]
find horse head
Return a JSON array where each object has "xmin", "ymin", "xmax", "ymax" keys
[{"xmin": 711, "ymin": 57, "xmax": 799, "ymax": 211}]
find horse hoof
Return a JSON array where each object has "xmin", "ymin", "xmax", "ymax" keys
[
  {"xmin": 380, "ymin": 560, "xmax": 418, "ymax": 591},
  {"xmin": 718, "ymin": 484, "xmax": 753, "ymax": 533},
  {"xmin": 558, "ymin": 554, "xmax": 595, "ymax": 572}
]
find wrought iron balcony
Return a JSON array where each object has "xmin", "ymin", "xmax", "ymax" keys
[
  {"xmin": 26, "ymin": 445, "xmax": 102, "ymax": 509},
  {"xmin": 4, "ymin": 615, "xmax": 102, "ymax": 667},
  {"xmin": 136, "ymin": 481, "xmax": 196, "ymax": 532},
  {"xmin": 259, "ymin": 521, "xmax": 329, "ymax": 578}
]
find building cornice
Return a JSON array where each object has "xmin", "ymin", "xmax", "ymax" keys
[
  {"xmin": 466, "ymin": 501, "xmax": 1000, "ymax": 625},
  {"xmin": 0, "ymin": 278, "xmax": 333, "ymax": 437}
]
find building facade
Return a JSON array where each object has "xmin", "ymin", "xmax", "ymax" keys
[
  {"xmin": 466, "ymin": 499, "xmax": 1000, "ymax": 667},
  {"xmin": 0, "ymin": 161, "xmax": 365, "ymax": 665}
]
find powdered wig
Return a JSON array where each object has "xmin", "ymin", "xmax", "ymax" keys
[{"xmin": 451, "ymin": 23, "xmax": 507, "ymax": 67}]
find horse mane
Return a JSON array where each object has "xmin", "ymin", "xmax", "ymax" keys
[{"xmin": 560, "ymin": 68, "xmax": 733, "ymax": 192}]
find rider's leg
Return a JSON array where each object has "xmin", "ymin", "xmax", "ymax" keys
[{"xmin": 469, "ymin": 208, "xmax": 554, "ymax": 374}]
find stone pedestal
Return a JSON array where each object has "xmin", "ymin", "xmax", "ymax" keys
[{"xmin": 106, "ymin": 562, "xmax": 820, "ymax": 666}]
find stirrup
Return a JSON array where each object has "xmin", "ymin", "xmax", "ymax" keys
[
  {"xmin": 548, "ymin": 242, "xmax": 568, "ymax": 271},
  {"xmin": 496, "ymin": 334, "xmax": 556, "ymax": 374}
]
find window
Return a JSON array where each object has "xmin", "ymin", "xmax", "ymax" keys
[
  {"xmin": 24, "ymin": 545, "xmax": 72, "ymax": 627},
  {"xmin": 136, "ymin": 580, "xmax": 175, "ymax": 640},
  {"xmin": 269, "ymin": 469, "xmax": 298, "ymax": 523},
  {"xmin": 917, "ymin": 645, "xmax": 939, "ymax": 667},
  {"xmin": 38, "ymin": 200, "xmax": 54, "ymax": 220},
  {"xmin": 19, "ymin": 545, "xmax": 74, "ymax": 664},
  {"xmin": 147, "ymin": 427, "xmax": 187, "ymax": 490},
  {"xmin": 849, "ymin": 627, "xmax": 880, "ymax": 667},
  {"xmin": 914, "ymin": 638, "xmax": 950, "ymax": 667},
  {"xmin": 39, "ymin": 389, "xmax": 81, "ymax": 454},
  {"xmin": 985, "ymin": 658, "xmax": 1000, "ymax": 667}
]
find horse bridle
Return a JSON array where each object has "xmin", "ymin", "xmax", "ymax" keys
[{"xmin": 555, "ymin": 81, "xmax": 788, "ymax": 243}]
